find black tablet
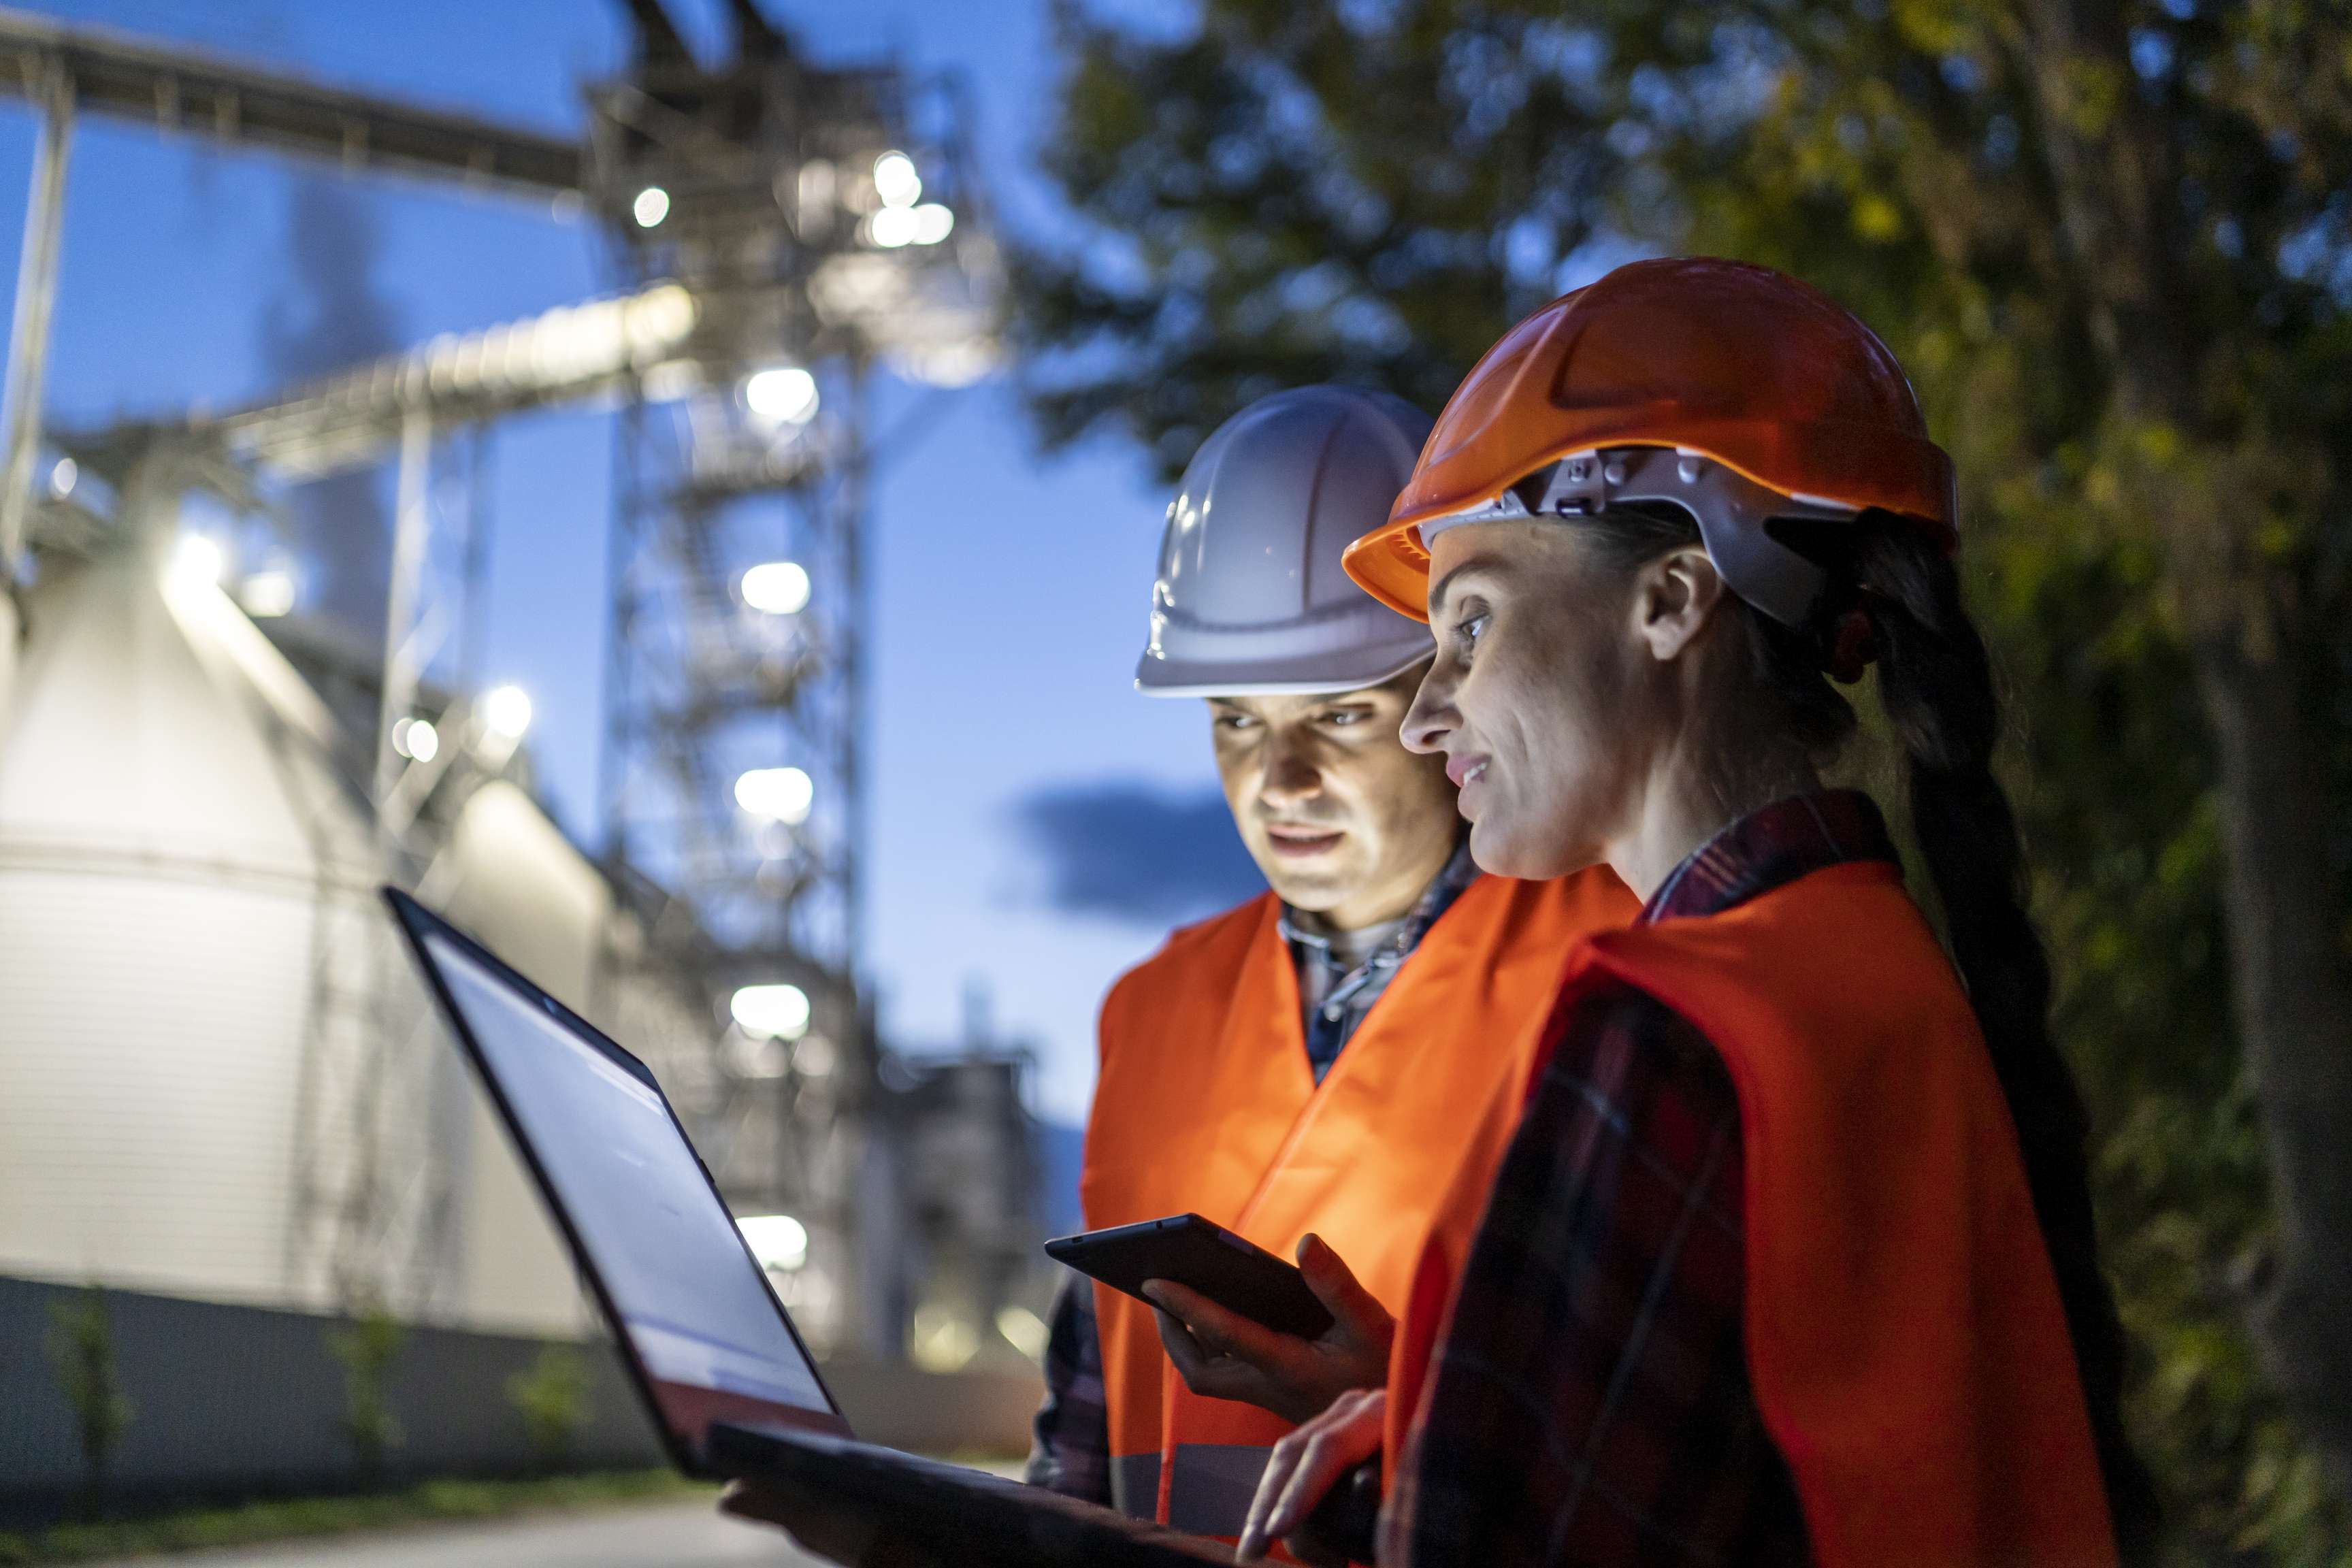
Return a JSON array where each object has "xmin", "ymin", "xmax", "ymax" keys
[{"xmin": 1045, "ymin": 1213, "xmax": 1335, "ymax": 1340}]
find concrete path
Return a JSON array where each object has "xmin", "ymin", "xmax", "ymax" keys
[{"xmin": 87, "ymin": 1498, "xmax": 824, "ymax": 1567}]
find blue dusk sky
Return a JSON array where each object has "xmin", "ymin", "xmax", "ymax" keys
[{"xmin": 0, "ymin": 0, "xmax": 1261, "ymax": 1127}]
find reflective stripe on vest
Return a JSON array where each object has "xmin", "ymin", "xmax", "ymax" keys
[
  {"xmin": 1083, "ymin": 868, "xmax": 1639, "ymax": 1540},
  {"xmin": 1109, "ymin": 1452, "xmax": 1161, "ymax": 1520},
  {"xmin": 1164, "ymin": 1443, "xmax": 1273, "ymax": 1536},
  {"xmin": 1385, "ymin": 861, "xmax": 2117, "ymax": 1568}
]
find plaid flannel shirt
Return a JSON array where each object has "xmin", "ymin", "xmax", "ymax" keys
[
  {"xmin": 1026, "ymin": 1269, "xmax": 1114, "ymax": 1502},
  {"xmin": 1381, "ymin": 790, "xmax": 1897, "ymax": 1568}
]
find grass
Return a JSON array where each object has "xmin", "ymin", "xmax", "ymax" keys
[{"xmin": 0, "ymin": 1469, "xmax": 713, "ymax": 1565}]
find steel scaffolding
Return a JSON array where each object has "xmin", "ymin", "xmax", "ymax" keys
[
  {"xmin": 0, "ymin": 3, "xmax": 999, "ymax": 1351},
  {"xmin": 586, "ymin": 14, "xmax": 997, "ymax": 1350}
]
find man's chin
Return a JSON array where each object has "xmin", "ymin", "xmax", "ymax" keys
[{"xmin": 1256, "ymin": 863, "xmax": 1360, "ymax": 913}]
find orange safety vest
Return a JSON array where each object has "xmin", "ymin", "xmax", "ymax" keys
[
  {"xmin": 1386, "ymin": 860, "xmax": 2117, "ymax": 1568},
  {"xmin": 1081, "ymin": 868, "xmax": 1637, "ymax": 1538}
]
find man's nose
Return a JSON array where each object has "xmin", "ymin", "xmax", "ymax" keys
[{"xmin": 1258, "ymin": 730, "xmax": 1322, "ymax": 806}]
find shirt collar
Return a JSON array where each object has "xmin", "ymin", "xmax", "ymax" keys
[
  {"xmin": 1279, "ymin": 834, "xmax": 1480, "ymax": 962},
  {"xmin": 1642, "ymin": 789, "xmax": 1898, "ymax": 924}
]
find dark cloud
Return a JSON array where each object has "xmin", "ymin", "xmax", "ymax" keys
[
  {"xmin": 1009, "ymin": 781, "xmax": 1265, "ymax": 926},
  {"xmin": 259, "ymin": 177, "xmax": 405, "ymax": 639}
]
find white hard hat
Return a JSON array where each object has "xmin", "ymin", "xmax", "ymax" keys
[{"xmin": 1137, "ymin": 386, "xmax": 1435, "ymax": 697}]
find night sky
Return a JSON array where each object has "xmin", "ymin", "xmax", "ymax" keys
[{"xmin": 0, "ymin": 0, "xmax": 1262, "ymax": 1126}]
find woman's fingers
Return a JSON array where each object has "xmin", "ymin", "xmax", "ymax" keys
[
  {"xmin": 1268, "ymin": 1391, "xmax": 1382, "ymax": 1541},
  {"xmin": 1237, "ymin": 1427, "xmax": 1309, "ymax": 1561},
  {"xmin": 1237, "ymin": 1388, "xmax": 1386, "ymax": 1561}
]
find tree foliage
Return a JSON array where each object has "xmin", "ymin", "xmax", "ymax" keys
[
  {"xmin": 47, "ymin": 1285, "xmax": 132, "ymax": 1517},
  {"xmin": 1017, "ymin": 1, "xmax": 2352, "ymax": 1561},
  {"xmin": 327, "ymin": 1306, "xmax": 406, "ymax": 1484},
  {"xmin": 507, "ymin": 1343, "xmax": 592, "ymax": 1471}
]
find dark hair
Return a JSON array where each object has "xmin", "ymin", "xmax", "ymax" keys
[{"xmin": 1585, "ymin": 502, "xmax": 2159, "ymax": 1561}]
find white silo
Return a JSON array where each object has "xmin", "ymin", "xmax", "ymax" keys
[
  {"xmin": 0, "ymin": 539, "xmax": 346, "ymax": 1309},
  {"xmin": 0, "ymin": 590, "xmax": 19, "ymax": 749},
  {"xmin": 0, "ymin": 532, "xmax": 615, "ymax": 1338}
]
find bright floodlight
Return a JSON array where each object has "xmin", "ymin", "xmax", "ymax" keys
[
  {"xmin": 483, "ymin": 684, "xmax": 534, "ymax": 740},
  {"xmin": 240, "ymin": 569, "xmax": 297, "ymax": 618},
  {"xmin": 392, "ymin": 717, "xmax": 441, "ymax": 764},
  {"xmin": 738, "ymin": 1213, "xmax": 809, "ymax": 1272},
  {"xmin": 910, "ymin": 1305, "xmax": 979, "ymax": 1373},
  {"xmin": 997, "ymin": 1303, "xmax": 1050, "ymax": 1362},
  {"xmin": 632, "ymin": 185, "xmax": 670, "ymax": 228},
  {"xmin": 911, "ymin": 203, "xmax": 956, "ymax": 245},
  {"xmin": 872, "ymin": 150, "xmax": 921, "ymax": 208},
  {"xmin": 734, "ymin": 766, "xmax": 813, "ymax": 824},
  {"xmin": 731, "ymin": 983, "xmax": 812, "ymax": 1041},
  {"xmin": 868, "ymin": 206, "xmax": 918, "ymax": 248},
  {"xmin": 173, "ymin": 534, "xmax": 225, "ymax": 589},
  {"xmin": 744, "ymin": 365, "xmax": 820, "ymax": 425},
  {"xmin": 741, "ymin": 560, "xmax": 812, "ymax": 615},
  {"xmin": 48, "ymin": 457, "xmax": 75, "ymax": 498}
]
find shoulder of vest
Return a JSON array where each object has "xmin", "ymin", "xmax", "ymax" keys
[
  {"xmin": 1575, "ymin": 861, "xmax": 1943, "ymax": 1003},
  {"xmin": 1105, "ymin": 891, "xmax": 1277, "ymax": 1000},
  {"xmin": 1450, "ymin": 863, "xmax": 1640, "ymax": 934}
]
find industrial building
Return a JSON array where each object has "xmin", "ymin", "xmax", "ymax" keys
[{"xmin": 0, "ymin": 3, "xmax": 1056, "ymax": 1514}]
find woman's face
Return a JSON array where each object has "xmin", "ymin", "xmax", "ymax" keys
[{"xmin": 1400, "ymin": 520, "xmax": 1667, "ymax": 880}]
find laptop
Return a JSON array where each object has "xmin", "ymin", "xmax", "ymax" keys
[{"xmin": 384, "ymin": 887, "xmax": 1228, "ymax": 1567}]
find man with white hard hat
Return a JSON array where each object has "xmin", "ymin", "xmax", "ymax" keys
[{"xmin": 1026, "ymin": 386, "xmax": 1635, "ymax": 1543}]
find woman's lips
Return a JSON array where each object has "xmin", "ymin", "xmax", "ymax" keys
[
  {"xmin": 1446, "ymin": 754, "xmax": 1490, "ymax": 789},
  {"xmin": 1264, "ymin": 824, "xmax": 1345, "ymax": 858}
]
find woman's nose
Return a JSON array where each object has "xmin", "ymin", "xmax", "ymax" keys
[{"xmin": 1399, "ymin": 668, "xmax": 1455, "ymax": 755}]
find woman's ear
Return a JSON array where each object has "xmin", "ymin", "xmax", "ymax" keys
[{"xmin": 1633, "ymin": 545, "xmax": 1729, "ymax": 664}]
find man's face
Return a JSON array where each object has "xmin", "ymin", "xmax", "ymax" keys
[{"xmin": 1207, "ymin": 665, "xmax": 1460, "ymax": 930}]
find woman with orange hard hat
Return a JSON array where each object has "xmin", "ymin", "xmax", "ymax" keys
[{"xmin": 1235, "ymin": 258, "xmax": 2158, "ymax": 1567}]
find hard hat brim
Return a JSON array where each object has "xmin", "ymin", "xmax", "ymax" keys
[
  {"xmin": 1343, "ymin": 434, "xmax": 1958, "ymax": 625},
  {"xmin": 1134, "ymin": 636, "xmax": 1433, "ymax": 699},
  {"xmin": 1341, "ymin": 521, "xmax": 1439, "ymax": 623}
]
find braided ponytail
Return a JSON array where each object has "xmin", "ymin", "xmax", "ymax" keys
[{"xmin": 1851, "ymin": 523, "xmax": 2159, "ymax": 1563}]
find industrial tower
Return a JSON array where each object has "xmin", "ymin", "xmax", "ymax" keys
[
  {"xmin": 587, "ymin": 0, "xmax": 998, "ymax": 1352},
  {"xmin": 0, "ymin": 4, "xmax": 999, "ymax": 1352}
]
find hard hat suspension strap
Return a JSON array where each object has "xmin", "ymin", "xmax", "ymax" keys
[{"xmin": 1417, "ymin": 446, "xmax": 1857, "ymax": 627}]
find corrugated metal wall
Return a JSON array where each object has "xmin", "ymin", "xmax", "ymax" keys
[{"xmin": 0, "ymin": 1275, "xmax": 664, "ymax": 1522}]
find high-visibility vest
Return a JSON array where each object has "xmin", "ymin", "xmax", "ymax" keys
[
  {"xmin": 1081, "ymin": 868, "xmax": 1637, "ymax": 1539},
  {"xmin": 1385, "ymin": 860, "xmax": 2117, "ymax": 1568}
]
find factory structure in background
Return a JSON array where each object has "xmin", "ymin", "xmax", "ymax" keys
[{"xmin": 0, "ymin": 2, "xmax": 1052, "ymax": 1505}]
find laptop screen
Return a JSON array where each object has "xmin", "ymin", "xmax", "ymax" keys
[{"xmin": 421, "ymin": 930, "xmax": 840, "ymax": 1451}]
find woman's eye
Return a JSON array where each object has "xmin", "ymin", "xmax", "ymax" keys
[
  {"xmin": 1323, "ymin": 709, "xmax": 1366, "ymax": 727},
  {"xmin": 1456, "ymin": 612, "xmax": 1490, "ymax": 653}
]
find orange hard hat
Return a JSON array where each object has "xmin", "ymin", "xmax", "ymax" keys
[{"xmin": 1342, "ymin": 257, "xmax": 1957, "ymax": 623}]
